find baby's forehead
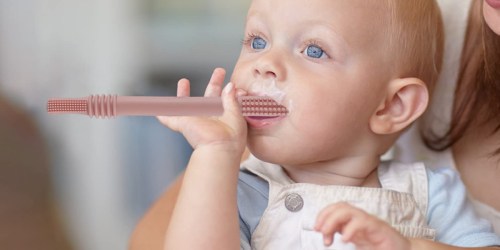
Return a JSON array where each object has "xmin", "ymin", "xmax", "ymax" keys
[
  {"xmin": 246, "ymin": 0, "xmax": 393, "ymax": 36},
  {"xmin": 248, "ymin": 0, "xmax": 391, "ymax": 17}
]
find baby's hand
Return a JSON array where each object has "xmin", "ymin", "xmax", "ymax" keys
[
  {"xmin": 315, "ymin": 202, "xmax": 410, "ymax": 250},
  {"xmin": 157, "ymin": 68, "xmax": 247, "ymax": 154}
]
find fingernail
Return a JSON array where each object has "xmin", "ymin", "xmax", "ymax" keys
[
  {"xmin": 324, "ymin": 237, "xmax": 331, "ymax": 246},
  {"xmin": 236, "ymin": 88, "xmax": 247, "ymax": 97},
  {"xmin": 223, "ymin": 82, "xmax": 234, "ymax": 94}
]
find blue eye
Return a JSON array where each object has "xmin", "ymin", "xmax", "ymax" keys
[
  {"xmin": 306, "ymin": 45, "xmax": 324, "ymax": 58},
  {"xmin": 252, "ymin": 37, "xmax": 267, "ymax": 50}
]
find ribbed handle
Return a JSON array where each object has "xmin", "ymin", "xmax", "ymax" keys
[{"xmin": 87, "ymin": 95, "xmax": 118, "ymax": 118}]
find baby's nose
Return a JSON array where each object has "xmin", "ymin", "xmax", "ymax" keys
[{"xmin": 252, "ymin": 49, "xmax": 286, "ymax": 81}]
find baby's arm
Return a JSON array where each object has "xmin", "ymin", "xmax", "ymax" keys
[
  {"xmin": 160, "ymin": 68, "xmax": 247, "ymax": 250},
  {"xmin": 315, "ymin": 203, "xmax": 499, "ymax": 250}
]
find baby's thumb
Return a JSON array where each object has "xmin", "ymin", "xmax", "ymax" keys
[{"xmin": 221, "ymin": 82, "xmax": 244, "ymax": 125}]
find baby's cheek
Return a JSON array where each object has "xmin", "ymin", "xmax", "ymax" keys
[{"xmin": 290, "ymin": 107, "xmax": 330, "ymax": 136}]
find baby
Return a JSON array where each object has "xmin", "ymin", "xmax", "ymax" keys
[{"xmin": 159, "ymin": 0, "xmax": 500, "ymax": 249}]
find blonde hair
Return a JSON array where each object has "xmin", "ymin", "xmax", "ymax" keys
[{"xmin": 383, "ymin": 0, "xmax": 444, "ymax": 92}]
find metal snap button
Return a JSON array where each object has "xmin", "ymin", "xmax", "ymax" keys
[{"xmin": 285, "ymin": 193, "xmax": 304, "ymax": 212}]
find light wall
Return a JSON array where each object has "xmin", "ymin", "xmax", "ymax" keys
[{"xmin": 0, "ymin": 0, "xmax": 249, "ymax": 249}]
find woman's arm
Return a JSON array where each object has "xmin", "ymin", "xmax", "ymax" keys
[
  {"xmin": 128, "ymin": 172, "xmax": 184, "ymax": 250},
  {"xmin": 410, "ymin": 240, "xmax": 500, "ymax": 250}
]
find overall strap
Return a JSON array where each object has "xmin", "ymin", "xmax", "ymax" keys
[{"xmin": 378, "ymin": 161, "xmax": 429, "ymax": 216}]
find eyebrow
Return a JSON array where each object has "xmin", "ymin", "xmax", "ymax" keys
[
  {"xmin": 308, "ymin": 21, "xmax": 349, "ymax": 46},
  {"xmin": 300, "ymin": 20, "xmax": 351, "ymax": 60}
]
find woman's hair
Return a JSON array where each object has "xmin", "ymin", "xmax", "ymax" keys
[{"xmin": 424, "ymin": 0, "xmax": 500, "ymax": 155}]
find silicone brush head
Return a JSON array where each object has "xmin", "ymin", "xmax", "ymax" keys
[
  {"xmin": 47, "ymin": 98, "xmax": 88, "ymax": 114},
  {"xmin": 239, "ymin": 96, "xmax": 288, "ymax": 117}
]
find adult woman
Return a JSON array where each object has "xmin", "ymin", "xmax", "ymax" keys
[
  {"xmin": 426, "ymin": 0, "xmax": 500, "ymax": 233},
  {"xmin": 128, "ymin": 0, "xmax": 500, "ymax": 248},
  {"xmin": 395, "ymin": 0, "xmax": 499, "ymax": 235}
]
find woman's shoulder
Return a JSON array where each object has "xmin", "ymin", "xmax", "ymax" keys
[
  {"xmin": 469, "ymin": 198, "xmax": 500, "ymax": 235},
  {"xmin": 425, "ymin": 166, "xmax": 500, "ymax": 245}
]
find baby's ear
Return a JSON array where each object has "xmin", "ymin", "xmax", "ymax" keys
[{"xmin": 369, "ymin": 78, "xmax": 428, "ymax": 135}]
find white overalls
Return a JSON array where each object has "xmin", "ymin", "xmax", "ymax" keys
[{"xmin": 241, "ymin": 158, "xmax": 436, "ymax": 250}]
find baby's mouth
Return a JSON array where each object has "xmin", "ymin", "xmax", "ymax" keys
[
  {"xmin": 247, "ymin": 79, "xmax": 287, "ymax": 106},
  {"xmin": 238, "ymin": 93, "xmax": 289, "ymax": 118}
]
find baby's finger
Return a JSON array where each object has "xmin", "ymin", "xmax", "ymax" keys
[
  {"xmin": 236, "ymin": 88, "xmax": 248, "ymax": 97},
  {"xmin": 317, "ymin": 204, "xmax": 357, "ymax": 238},
  {"xmin": 157, "ymin": 116, "xmax": 182, "ymax": 133},
  {"xmin": 157, "ymin": 79, "xmax": 190, "ymax": 130},
  {"xmin": 315, "ymin": 206, "xmax": 335, "ymax": 231},
  {"xmin": 340, "ymin": 216, "xmax": 367, "ymax": 243},
  {"xmin": 315, "ymin": 202, "xmax": 354, "ymax": 231},
  {"xmin": 344, "ymin": 215, "xmax": 394, "ymax": 246},
  {"xmin": 177, "ymin": 78, "xmax": 191, "ymax": 97},
  {"xmin": 221, "ymin": 82, "xmax": 246, "ymax": 130},
  {"xmin": 204, "ymin": 68, "xmax": 226, "ymax": 97},
  {"xmin": 221, "ymin": 82, "xmax": 241, "ymax": 117},
  {"xmin": 319, "ymin": 215, "xmax": 347, "ymax": 242}
]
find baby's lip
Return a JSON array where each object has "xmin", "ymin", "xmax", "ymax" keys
[{"xmin": 245, "ymin": 115, "xmax": 285, "ymax": 129}]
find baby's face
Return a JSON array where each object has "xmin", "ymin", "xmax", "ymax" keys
[{"xmin": 231, "ymin": 0, "xmax": 394, "ymax": 165}]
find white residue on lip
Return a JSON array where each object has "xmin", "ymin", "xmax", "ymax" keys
[{"xmin": 248, "ymin": 79, "xmax": 287, "ymax": 105}]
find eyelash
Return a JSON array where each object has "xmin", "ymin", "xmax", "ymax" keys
[
  {"xmin": 302, "ymin": 40, "xmax": 329, "ymax": 59},
  {"xmin": 304, "ymin": 40, "xmax": 321, "ymax": 49},
  {"xmin": 241, "ymin": 32, "xmax": 262, "ymax": 47}
]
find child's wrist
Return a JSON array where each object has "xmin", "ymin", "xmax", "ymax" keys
[
  {"xmin": 195, "ymin": 142, "xmax": 245, "ymax": 157},
  {"xmin": 193, "ymin": 143, "xmax": 245, "ymax": 164}
]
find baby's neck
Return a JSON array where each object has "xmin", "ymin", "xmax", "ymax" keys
[{"xmin": 282, "ymin": 156, "xmax": 381, "ymax": 188}]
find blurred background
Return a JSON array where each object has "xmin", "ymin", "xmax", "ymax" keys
[{"xmin": 0, "ymin": 0, "xmax": 249, "ymax": 249}]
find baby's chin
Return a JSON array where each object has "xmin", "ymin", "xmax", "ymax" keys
[
  {"xmin": 247, "ymin": 143, "xmax": 299, "ymax": 166},
  {"xmin": 247, "ymin": 143, "xmax": 282, "ymax": 164}
]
